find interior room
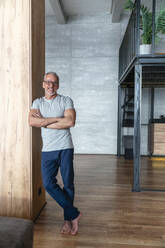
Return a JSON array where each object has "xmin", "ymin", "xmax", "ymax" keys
[{"xmin": 0, "ymin": 0, "xmax": 165, "ymax": 247}]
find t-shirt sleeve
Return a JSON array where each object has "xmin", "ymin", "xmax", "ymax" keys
[
  {"xmin": 64, "ymin": 96, "xmax": 74, "ymax": 110},
  {"xmin": 31, "ymin": 99, "xmax": 40, "ymax": 109}
]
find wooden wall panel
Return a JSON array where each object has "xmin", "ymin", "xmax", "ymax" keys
[
  {"xmin": 0, "ymin": 0, "xmax": 46, "ymax": 220},
  {"xmin": 0, "ymin": 0, "xmax": 31, "ymax": 218},
  {"xmin": 150, "ymin": 124, "xmax": 165, "ymax": 155}
]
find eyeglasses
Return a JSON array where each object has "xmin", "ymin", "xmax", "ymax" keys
[{"xmin": 43, "ymin": 80, "xmax": 58, "ymax": 86}]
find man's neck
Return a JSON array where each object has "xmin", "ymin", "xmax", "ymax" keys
[{"xmin": 45, "ymin": 93, "xmax": 58, "ymax": 100}]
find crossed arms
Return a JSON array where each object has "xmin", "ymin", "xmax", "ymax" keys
[{"xmin": 28, "ymin": 108, "xmax": 76, "ymax": 129}]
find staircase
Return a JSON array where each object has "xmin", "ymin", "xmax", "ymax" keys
[
  {"xmin": 122, "ymin": 88, "xmax": 134, "ymax": 128},
  {"xmin": 122, "ymin": 87, "xmax": 134, "ymax": 159}
]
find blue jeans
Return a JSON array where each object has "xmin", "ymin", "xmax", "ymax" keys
[{"xmin": 41, "ymin": 148, "xmax": 80, "ymax": 221}]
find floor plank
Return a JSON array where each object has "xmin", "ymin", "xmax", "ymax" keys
[{"xmin": 34, "ymin": 155, "xmax": 165, "ymax": 248}]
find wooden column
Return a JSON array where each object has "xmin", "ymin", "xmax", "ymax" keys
[{"xmin": 0, "ymin": 0, "xmax": 45, "ymax": 220}]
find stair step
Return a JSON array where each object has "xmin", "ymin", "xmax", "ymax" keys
[
  {"xmin": 126, "ymin": 111, "xmax": 134, "ymax": 115},
  {"xmin": 122, "ymin": 119, "xmax": 134, "ymax": 127},
  {"xmin": 127, "ymin": 103, "xmax": 134, "ymax": 107},
  {"xmin": 127, "ymin": 94, "xmax": 134, "ymax": 98}
]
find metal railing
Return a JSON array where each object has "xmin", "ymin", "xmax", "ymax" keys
[
  {"xmin": 119, "ymin": 0, "xmax": 165, "ymax": 82},
  {"xmin": 119, "ymin": 0, "xmax": 139, "ymax": 81}
]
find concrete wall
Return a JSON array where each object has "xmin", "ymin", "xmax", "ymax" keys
[
  {"xmin": 46, "ymin": 11, "xmax": 165, "ymax": 155},
  {"xmin": 46, "ymin": 14, "xmax": 121, "ymax": 154}
]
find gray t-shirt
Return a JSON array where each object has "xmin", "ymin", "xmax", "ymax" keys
[{"xmin": 31, "ymin": 94, "xmax": 74, "ymax": 152}]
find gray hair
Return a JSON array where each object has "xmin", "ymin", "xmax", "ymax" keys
[{"xmin": 44, "ymin": 72, "xmax": 59, "ymax": 83}]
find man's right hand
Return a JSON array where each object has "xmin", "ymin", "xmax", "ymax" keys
[
  {"xmin": 32, "ymin": 111, "xmax": 42, "ymax": 118},
  {"xmin": 28, "ymin": 109, "xmax": 57, "ymax": 128}
]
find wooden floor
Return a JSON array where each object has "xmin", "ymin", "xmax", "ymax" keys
[{"xmin": 34, "ymin": 155, "xmax": 165, "ymax": 248}]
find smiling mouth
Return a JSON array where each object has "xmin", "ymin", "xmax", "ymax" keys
[
  {"xmin": 48, "ymin": 87, "xmax": 54, "ymax": 91},
  {"xmin": 46, "ymin": 87, "xmax": 56, "ymax": 95}
]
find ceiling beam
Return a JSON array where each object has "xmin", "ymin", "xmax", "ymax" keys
[
  {"xmin": 111, "ymin": 0, "xmax": 125, "ymax": 23},
  {"xmin": 49, "ymin": 0, "xmax": 66, "ymax": 24}
]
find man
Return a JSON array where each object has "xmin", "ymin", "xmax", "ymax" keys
[{"xmin": 28, "ymin": 72, "xmax": 81, "ymax": 235}]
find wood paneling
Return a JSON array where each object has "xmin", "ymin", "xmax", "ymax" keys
[
  {"xmin": 149, "ymin": 124, "xmax": 165, "ymax": 155},
  {"xmin": 34, "ymin": 155, "xmax": 165, "ymax": 248},
  {"xmin": 0, "ymin": 0, "xmax": 45, "ymax": 220},
  {"xmin": 154, "ymin": 132, "xmax": 165, "ymax": 142},
  {"xmin": 154, "ymin": 123, "xmax": 165, "ymax": 132}
]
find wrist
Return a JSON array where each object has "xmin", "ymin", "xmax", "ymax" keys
[{"xmin": 45, "ymin": 118, "xmax": 49, "ymax": 126}]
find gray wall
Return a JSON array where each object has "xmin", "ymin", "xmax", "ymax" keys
[
  {"xmin": 46, "ymin": 14, "xmax": 122, "ymax": 154},
  {"xmin": 46, "ymin": 11, "xmax": 165, "ymax": 155}
]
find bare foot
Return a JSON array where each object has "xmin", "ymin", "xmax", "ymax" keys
[
  {"xmin": 61, "ymin": 221, "xmax": 72, "ymax": 234},
  {"xmin": 71, "ymin": 212, "xmax": 82, "ymax": 235}
]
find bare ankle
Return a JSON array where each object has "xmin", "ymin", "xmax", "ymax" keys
[{"xmin": 71, "ymin": 212, "xmax": 82, "ymax": 235}]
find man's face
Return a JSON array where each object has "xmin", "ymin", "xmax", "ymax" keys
[{"xmin": 42, "ymin": 74, "xmax": 59, "ymax": 96}]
